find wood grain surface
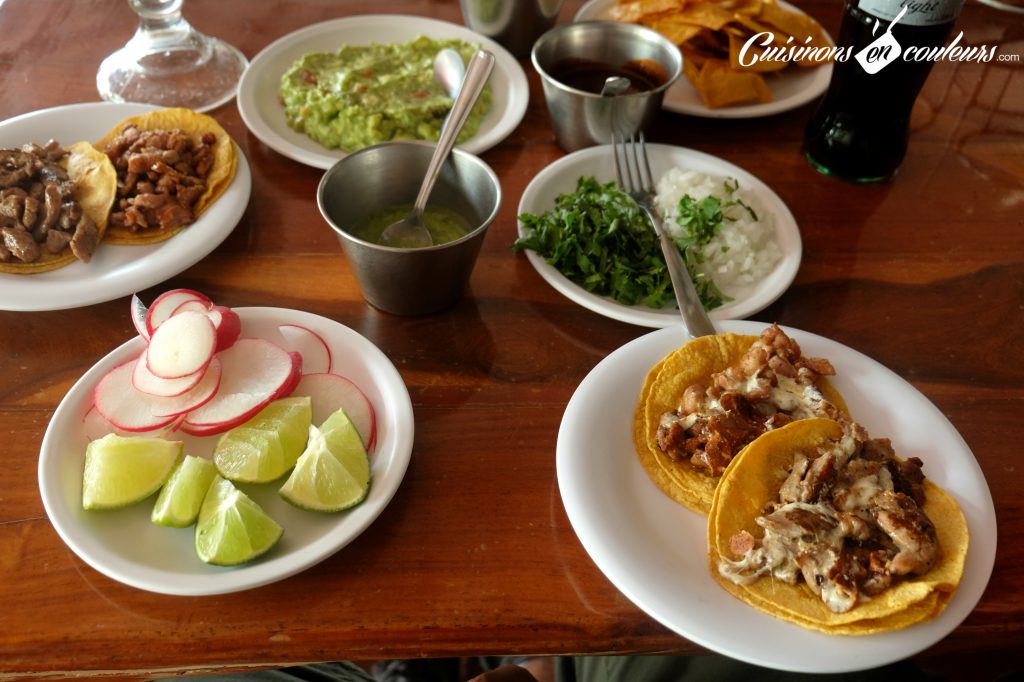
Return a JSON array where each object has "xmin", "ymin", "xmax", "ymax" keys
[{"xmin": 1, "ymin": 0, "xmax": 1021, "ymax": 679}]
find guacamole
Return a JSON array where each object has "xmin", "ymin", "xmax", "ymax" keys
[
  {"xmin": 280, "ymin": 36, "xmax": 493, "ymax": 152},
  {"xmin": 354, "ymin": 204, "xmax": 474, "ymax": 247}
]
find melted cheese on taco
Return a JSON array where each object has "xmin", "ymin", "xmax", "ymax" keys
[
  {"xmin": 657, "ymin": 324, "xmax": 843, "ymax": 477},
  {"xmin": 719, "ymin": 420, "xmax": 943, "ymax": 614}
]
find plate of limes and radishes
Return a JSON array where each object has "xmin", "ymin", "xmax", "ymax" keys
[{"xmin": 38, "ymin": 289, "xmax": 414, "ymax": 595}]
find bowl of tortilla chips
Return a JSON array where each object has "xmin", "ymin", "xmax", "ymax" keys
[{"xmin": 596, "ymin": 0, "xmax": 833, "ymax": 111}]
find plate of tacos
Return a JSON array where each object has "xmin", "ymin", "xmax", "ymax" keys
[
  {"xmin": 557, "ymin": 321, "xmax": 995, "ymax": 672},
  {"xmin": 0, "ymin": 102, "xmax": 250, "ymax": 311}
]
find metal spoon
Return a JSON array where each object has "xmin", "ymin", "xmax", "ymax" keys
[
  {"xmin": 601, "ymin": 75, "xmax": 630, "ymax": 97},
  {"xmin": 434, "ymin": 47, "xmax": 466, "ymax": 102},
  {"xmin": 379, "ymin": 50, "xmax": 495, "ymax": 248}
]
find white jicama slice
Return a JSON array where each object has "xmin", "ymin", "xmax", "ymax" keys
[
  {"xmin": 181, "ymin": 338, "xmax": 300, "ymax": 437},
  {"xmin": 293, "ymin": 372, "xmax": 376, "ymax": 451},
  {"xmin": 145, "ymin": 288, "xmax": 211, "ymax": 336},
  {"xmin": 145, "ymin": 310, "xmax": 217, "ymax": 379},
  {"xmin": 132, "ymin": 347, "xmax": 207, "ymax": 397},
  {"xmin": 278, "ymin": 323, "xmax": 332, "ymax": 374},
  {"xmin": 130, "ymin": 293, "xmax": 151, "ymax": 342},
  {"xmin": 93, "ymin": 360, "xmax": 182, "ymax": 432}
]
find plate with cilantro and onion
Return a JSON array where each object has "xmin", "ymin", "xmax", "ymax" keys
[{"xmin": 514, "ymin": 144, "xmax": 801, "ymax": 328}]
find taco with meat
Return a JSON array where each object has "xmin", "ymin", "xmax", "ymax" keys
[
  {"xmin": 95, "ymin": 107, "xmax": 236, "ymax": 244},
  {"xmin": 632, "ymin": 324, "xmax": 848, "ymax": 515},
  {"xmin": 0, "ymin": 140, "xmax": 117, "ymax": 274},
  {"xmin": 707, "ymin": 417, "xmax": 967, "ymax": 634}
]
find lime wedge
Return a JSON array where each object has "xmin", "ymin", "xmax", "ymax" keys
[
  {"xmin": 253, "ymin": 396, "xmax": 312, "ymax": 456},
  {"xmin": 151, "ymin": 455, "xmax": 217, "ymax": 527},
  {"xmin": 211, "ymin": 397, "xmax": 312, "ymax": 483},
  {"xmin": 194, "ymin": 475, "xmax": 283, "ymax": 565},
  {"xmin": 82, "ymin": 434, "xmax": 183, "ymax": 510},
  {"xmin": 279, "ymin": 409, "xmax": 371, "ymax": 512},
  {"xmin": 213, "ymin": 426, "xmax": 290, "ymax": 483}
]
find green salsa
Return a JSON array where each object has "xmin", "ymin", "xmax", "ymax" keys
[
  {"xmin": 354, "ymin": 204, "xmax": 474, "ymax": 247},
  {"xmin": 280, "ymin": 36, "xmax": 493, "ymax": 152}
]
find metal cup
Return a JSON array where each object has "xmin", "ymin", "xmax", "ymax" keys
[
  {"xmin": 531, "ymin": 21, "xmax": 682, "ymax": 152},
  {"xmin": 460, "ymin": 0, "xmax": 565, "ymax": 59},
  {"xmin": 318, "ymin": 141, "xmax": 502, "ymax": 316}
]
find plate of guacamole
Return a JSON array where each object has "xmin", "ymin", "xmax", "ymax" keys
[{"xmin": 238, "ymin": 15, "xmax": 529, "ymax": 169}]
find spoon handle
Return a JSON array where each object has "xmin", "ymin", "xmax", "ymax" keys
[{"xmin": 412, "ymin": 50, "xmax": 495, "ymax": 213}]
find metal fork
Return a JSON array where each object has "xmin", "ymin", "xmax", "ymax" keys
[{"xmin": 613, "ymin": 132, "xmax": 717, "ymax": 338}]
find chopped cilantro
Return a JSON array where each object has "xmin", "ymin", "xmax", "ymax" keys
[{"xmin": 513, "ymin": 176, "xmax": 727, "ymax": 311}]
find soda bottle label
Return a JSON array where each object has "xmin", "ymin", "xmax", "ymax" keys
[{"xmin": 857, "ymin": 0, "xmax": 964, "ymax": 26}]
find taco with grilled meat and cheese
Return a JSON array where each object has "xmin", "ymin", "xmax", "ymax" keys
[
  {"xmin": 707, "ymin": 417, "xmax": 967, "ymax": 634},
  {"xmin": 633, "ymin": 324, "xmax": 849, "ymax": 515}
]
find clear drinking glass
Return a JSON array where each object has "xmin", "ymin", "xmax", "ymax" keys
[{"xmin": 96, "ymin": 0, "xmax": 248, "ymax": 112}]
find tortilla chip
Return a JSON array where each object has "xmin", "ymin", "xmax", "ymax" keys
[
  {"xmin": 611, "ymin": 0, "xmax": 828, "ymax": 107},
  {"xmin": 728, "ymin": 32, "xmax": 788, "ymax": 72},
  {"xmin": 632, "ymin": 334, "xmax": 849, "ymax": 515},
  {"xmin": 694, "ymin": 59, "xmax": 773, "ymax": 108},
  {"xmin": 708, "ymin": 418, "xmax": 969, "ymax": 634},
  {"xmin": 0, "ymin": 141, "xmax": 117, "ymax": 275},
  {"xmin": 95, "ymin": 107, "xmax": 237, "ymax": 245}
]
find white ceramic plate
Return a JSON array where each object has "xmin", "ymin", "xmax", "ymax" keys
[
  {"xmin": 38, "ymin": 307, "xmax": 414, "ymax": 596},
  {"xmin": 0, "ymin": 102, "xmax": 251, "ymax": 312},
  {"xmin": 237, "ymin": 15, "xmax": 529, "ymax": 169},
  {"xmin": 517, "ymin": 144, "xmax": 801, "ymax": 327},
  {"xmin": 575, "ymin": 0, "xmax": 834, "ymax": 119},
  {"xmin": 557, "ymin": 321, "xmax": 996, "ymax": 673}
]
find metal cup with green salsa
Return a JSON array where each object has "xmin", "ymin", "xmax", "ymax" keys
[{"xmin": 280, "ymin": 36, "xmax": 493, "ymax": 152}]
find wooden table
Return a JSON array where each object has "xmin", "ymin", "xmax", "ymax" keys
[{"xmin": 1, "ymin": 1, "xmax": 1022, "ymax": 679}]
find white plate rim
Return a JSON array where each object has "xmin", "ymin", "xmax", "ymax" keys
[
  {"xmin": 37, "ymin": 306, "xmax": 414, "ymax": 596},
  {"xmin": 556, "ymin": 321, "xmax": 997, "ymax": 673},
  {"xmin": 237, "ymin": 14, "xmax": 529, "ymax": 169},
  {"xmin": 516, "ymin": 143, "xmax": 802, "ymax": 327},
  {"xmin": 0, "ymin": 102, "xmax": 250, "ymax": 312},
  {"xmin": 574, "ymin": 0, "xmax": 834, "ymax": 119}
]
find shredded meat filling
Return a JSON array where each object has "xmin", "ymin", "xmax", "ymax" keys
[
  {"xmin": 0, "ymin": 141, "xmax": 98, "ymax": 264},
  {"xmin": 656, "ymin": 324, "xmax": 840, "ymax": 477},
  {"xmin": 104, "ymin": 125, "xmax": 215, "ymax": 234},
  {"xmin": 719, "ymin": 423, "xmax": 940, "ymax": 614}
]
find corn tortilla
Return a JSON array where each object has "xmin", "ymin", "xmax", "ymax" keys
[
  {"xmin": 0, "ymin": 141, "xmax": 117, "ymax": 274},
  {"xmin": 95, "ymin": 107, "xmax": 237, "ymax": 245},
  {"xmin": 632, "ymin": 333, "xmax": 848, "ymax": 515},
  {"xmin": 707, "ymin": 418, "xmax": 968, "ymax": 634}
]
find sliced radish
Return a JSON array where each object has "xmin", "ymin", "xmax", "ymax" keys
[
  {"xmin": 145, "ymin": 310, "xmax": 217, "ymax": 379},
  {"xmin": 150, "ymin": 357, "xmax": 223, "ymax": 418},
  {"xmin": 145, "ymin": 288, "xmax": 211, "ymax": 336},
  {"xmin": 132, "ymin": 347, "xmax": 207, "ymax": 397},
  {"xmin": 93, "ymin": 360, "xmax": 181, "ymax": 433},
  {"xmin": 82, "ymin": 403, "xmax": 182, "ymax": 440},
  {"xmin": 279, "ymin": 323, "xmax": 332, "ymax": 374},
  {"xmin": 171, "ymin": 298, "xmax": 213, "ymax": 316},
  {"xmin": 130, "ymin": 294, "xmax": 151, "ymax": 342},
  {"xmin": 293, "ymin": 372, "xmax": 376, "ymax": 450},
  {"xmin": 208, "ymin": 305, "xmax": 241, "ymax": 351},
  {"xmin": 180, "ymin": 338, "xmax": 298, "ymax": 437},
  {"xmin": 171, "ymin": 300, "xmax": 241, "ymax": 352}
]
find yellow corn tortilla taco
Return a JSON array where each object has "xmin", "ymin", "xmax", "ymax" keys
[
  {"xmin": 95, "ymin": 107, "xmax": 237, "ymax": 245},
  {"xmin": 0, "ymin": 140, "xmax": 117, "ymax": 274},
  {"xmin": 707, "ymin": 418, "xmax": 968, "ymax": 634},
  {"xmin": 633, "ymin": 326, "xmax": 848, "ymax": 515}
]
